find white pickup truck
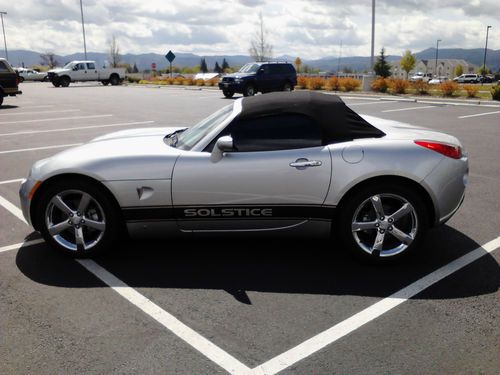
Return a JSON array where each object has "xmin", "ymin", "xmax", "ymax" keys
[{"xmin": 47, "ymin": 61, "xmax": 126, "ymax": 87}]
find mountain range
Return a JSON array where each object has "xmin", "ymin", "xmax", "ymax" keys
[{"xmin": 6, "ymin": 48, "xmax": 500, "ymax": 72}]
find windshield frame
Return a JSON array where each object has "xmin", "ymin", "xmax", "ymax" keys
[
  {"xmin": 62, "ymin": 62, "xmax": 75, "ymax": 69},
  {"xmin": 174, "ymin": 101, "xmax": 240, "ymax": 152}
]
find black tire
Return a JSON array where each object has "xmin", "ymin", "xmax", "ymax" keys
[
  {"xmin": 243, "ymin": 84, "xmax": 256, "ymax": 97},
  {"xmin": 60, "ymin": 76, "xmax": 70, "ymax": 87},
  {"xmin": 109, "ymin": 74, "xmax": 120, "ymax": 86},
  {"xmin": 102, "ymin": 80, "xmax": 110, "ymax": 86},
  {"xmin": 0, "ymin": 96, "xmax": 3, "ymax": 107},
  {"xmin": 337, "ymin": 183, "xmax": 429, "ymax": 263},
  {"xmin": 222, "ymin": 90, "xmax": 234, "ymax": 98},
  {"xmin": 283, "ymin": 81, "xmax": 293, "ymax": 91},
  {"xmin": 35, "ymin": 179, "xmax": 122, "ymax": 258},
  {"xmin": 19, "ymin": 76, "xmax": 25, "ymax": 83}
]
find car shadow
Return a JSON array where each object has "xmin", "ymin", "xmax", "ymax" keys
[
  {"xmin": 15, "ymin": 225, "xmax": 499, "ymax": 302},
  {"xmin": 0, "ymin": 105, "xmax": 19, "ymax": 110}
]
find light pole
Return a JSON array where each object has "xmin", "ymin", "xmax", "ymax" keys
[
  {"xmin": 79, "ymin": 0, "xmax": 87, "ymax": 60},
  {"xmin": 370, "ymin": 0, "xmax": 375, "ymax": 72},
  {"xmin": 434, "ymin": 39, "xmax": 441, "ymax": 77},
  {"xmin": 482, "ymin": 26, "xmax": 492, "ymax": 79},
  {"xmin": 0, "ymin": 12, "xmax": 7, "ymax": 61}
]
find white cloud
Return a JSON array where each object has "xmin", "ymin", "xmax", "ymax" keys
[{"xmin": 2, "ymin": 0, "xmax": 499, "ymax": 58}]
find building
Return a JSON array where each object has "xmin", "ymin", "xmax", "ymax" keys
[{"xmin": 392, "ymin": 59, "xmax": 477, "ymax": 79}]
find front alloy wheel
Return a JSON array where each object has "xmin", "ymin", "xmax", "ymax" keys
[
  {"xmin": 37, "ymin": 180, "xmax": 121, "ymax": 257},
  {"xmin": 243, "ymin": 84, "xmax": 255, "ymax": 97}
]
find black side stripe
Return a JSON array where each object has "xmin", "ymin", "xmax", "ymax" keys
[{"xmin": 122, "ymin": 205, "xmax": 336, "ymax": 221}]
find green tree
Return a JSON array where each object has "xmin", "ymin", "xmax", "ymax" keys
[
  {"xmin": 132, "ymin": 63, "xmax": 139, "ymax": 73},
  {"xmin": 478, "ymin": 65, "xmax": 491, "ymax": 75},
  {"xmin": 374, "ymin": 48, "xmax": 392, "ymax": 78},
  {"xmin": 222, "ymin": 58, "xmax": 230, "ymax": 71},
  {"xmin": 295, "ymin": 57, "xmax": 302, "ymax": 73},
  {"xmin": 214, "ymin": 61, "xmax": 223, "ymax": 73},
  {"xmin": 400, "ymin": 49, "xmax": 416, "ymax": 79},
  {"xmin": 200, "ymin": 58, "xmax": 208, "ymax": 73},
  {"xmin": 454, "ymin": 64, "xmax": 463, "ymax": 77}
]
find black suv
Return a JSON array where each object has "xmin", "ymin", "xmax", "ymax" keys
[
  {"xmin": 219, "ymin": 62, "xmax": 297, "ymax": 98},
  {"xmin": 0, "ymin": 58, "xmax": 22, "ymax": 107}
]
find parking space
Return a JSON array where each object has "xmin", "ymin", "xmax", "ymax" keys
[{"xmin": 0, "ymin": 84, "xmax": 499, "ymax": 374}]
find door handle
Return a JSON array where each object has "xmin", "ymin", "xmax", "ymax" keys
[{"xmin": 289, "ymin": 159, "xmax": 322, "ymax": 169}]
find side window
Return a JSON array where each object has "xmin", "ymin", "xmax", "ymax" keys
[
  {"xmin": 231, "ymin": 114, "xmax": 322, "ymax": 152},
  {"xmin": 87, "ymin": 63, "xmax": 95, "ymax": 70},
  {"xmin": 0, "ymin": 61, "xmax": 9, "ymax": 72},
  {"xmin": 269, "ymin": 65, "xmax": 281, "ymax": 74},
  {"xmin": 260, "ymin": 65, "xmax": 270, "ymax": 74}
]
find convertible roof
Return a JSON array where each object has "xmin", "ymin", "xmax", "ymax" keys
[{"xmin": 239, "ymin": 91, "xmax": 385, "ymax": 143}]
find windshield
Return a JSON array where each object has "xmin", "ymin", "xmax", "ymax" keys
[
  {"xmin": 62, "ymin": 62, "xmax": 74, "ymax": 69},
  {"xmin": 175, "ymin": 104, "xmax": 234, "ymax": 150},
  {"xmin": 238, "ymin": 63, "xmax": 260, "ymax": 73}
]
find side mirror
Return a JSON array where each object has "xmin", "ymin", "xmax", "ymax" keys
[
  {"xmin": 258, "ymin": 68, "xmax": 265, "ymax": 74},
  {"xmin": 210, "ymin": 136, "xmax": 234, "ymax": 163}
]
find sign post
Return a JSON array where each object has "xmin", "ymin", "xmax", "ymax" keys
[{"xmin": 165, "ymin": 50, "xmax": 176, "ymax": 78}]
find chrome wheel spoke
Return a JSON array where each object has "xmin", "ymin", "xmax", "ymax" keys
[
  {"xmin": 370, "ymin": 195, "xmax": 385, "ymax": 218},
  {"xmin": 48, "ymin": 220, "xmax": 72, "ymax": 235},
  {"xmin": 74, "ymin": 226, "xmax": 85, "ymax": 248},
  {"xmin": 77, "ymin": 193, "xmax": 92, "ymax": 213},
  {"xmin": 389, "ymin": 226, "xmax": 414, "ymax": 245},
  {"xmin": 372, "ymin": 231, "xmax": 385, "ymax": 251},
  {"xmin": 352, "ymin": 221, "xmax": 378, "ymax": 232},
  {"xmin": 51, "ymin": 195, "xmax": 74, "ymax": 215},
  {"xmin": 389, "ymin": 203, "xmax": 413, "ymax": 222},
  {"xmin": 83, "ymin": 218, "xmax": 105, "ymax": 232}
]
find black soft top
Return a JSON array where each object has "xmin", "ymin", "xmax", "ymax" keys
[{"xmin": 239, "ymin": 91, "xmax": 385, "ymax": 143}]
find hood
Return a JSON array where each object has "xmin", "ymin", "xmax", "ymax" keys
[
  {"xmin": 33, "ymin": 127, "xmax": 186, "ymax": 182},
  {"xmin": 222, "ymin": 72, "xmax": 255, "ymax": 79},
  {"xmin": 48, "ymin": 68, "xmax": 70, "ymax": 74},
  {"xmin": 361, "ymin": 115, "xmax": 461, "ymax": 146}
]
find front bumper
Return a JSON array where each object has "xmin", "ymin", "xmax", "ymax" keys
[
  {"xmin": 218, "ymin": 81, "xmax": 245, "ymax": 92},
  {"xmin": 19, "ymin": 178, "xmax": 35, "ymax": 226}
]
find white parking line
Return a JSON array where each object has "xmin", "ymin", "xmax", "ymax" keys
[
  {"xmin": 0, "ymin": 239, "xmax": 44, "ymax": 253},
  {"xmin": 77, "ymin": 259, "xmax": 252, "ymax": 375},
  {"xmin": 0, "ymin": 114, "xmax": 112, "ymax": 125},
  {"xmin": 0, "ymin": 120, "xmax": 156, "ymax": 137},
  {"xmin": 0, "ymin": 109, "xmax": 80, "ymax": 117},
  {"xmin": 251, "ymin": 236, "xmax": 500, "ymax": 375},
  {"xmin": 381, "ymin": 105, "xmax": 438, "ymax": 113},
  {"xmin": 458, "ymin": 110, "xmax": 500, "ymax": 119},
  {"xmin": 347, "ymin": 101, "xmax": 396, "ymax": 106},
  {"xmin": 0, "ymin": 195, "xmax": 27, "ymax": 224},
  {"xmin": 0, "ymin": 143, "xmax": 81, "ymax": 155},
  {"xmin": 0, "ymin": 178, "xmax": 24, "ymax": 185}
]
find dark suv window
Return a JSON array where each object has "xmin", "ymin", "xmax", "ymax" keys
[
  {"xmin": 0, "ymin": 61, "xmax": 9, "ymax": 72},
  {"xmin": 230, "ymin": 113, "xmax": 322, "ymax": 152}
]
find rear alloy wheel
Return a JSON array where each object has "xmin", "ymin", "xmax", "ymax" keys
[
  {"xmin": 36, "ymin": 181, "xmax": 121, "ymax": 257},
  {"xmin": 243, "ymin": 84, "xmax": 256, "ymax": 97},
  {"xmin": 338, "ymin": 184, "xmax": 428, "ymax": 262},
  {"xmin": 19, "ymin": 76, "xmax": 25, "ymax": 83},
  {"xmin": 60, "ymin": 77, "xmax": 70, "ymax": 87},
  {"xmin": 109, "ymin": 75, "xmax": 120, "ymax": 86},
  {"xmin": 223, "ymin": 90, "xmax": 234, "ymax": 98}
]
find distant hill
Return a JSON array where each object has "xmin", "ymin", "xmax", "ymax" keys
[{"xmin": 5, "ymin": 48, "xmax": 500, "ymax": 72}]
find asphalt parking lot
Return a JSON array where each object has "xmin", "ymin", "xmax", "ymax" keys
[{"xmin": 1, "ymin": 82, "xmax": 499, "ymax": 375}]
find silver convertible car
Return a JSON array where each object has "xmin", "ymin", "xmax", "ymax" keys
[{"xmin": 20, "ymin": 92, "xmax": 468, "ymax": 262}]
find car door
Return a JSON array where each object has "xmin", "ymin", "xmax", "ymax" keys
[
  {"xmin": 85, "ymin": 62, "xmax": 99, "ymax": 80},
  {"xmin": 71, "ymin": 63, "xmax": 87, "ymax": 81},
  {"xmin": 172, "ymin": 113, "xmax": 333, "ymax": 231}
]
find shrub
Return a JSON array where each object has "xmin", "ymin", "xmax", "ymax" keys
[
  {"xmin": 182, "ymin": 78, "xmax": 194, "ymax": 86},
  {"xmin": 195, "ymin": 79, "xmax": 205, "ymax": 86},
  {"xmin": 306, "ymin": 77, "xmax": 326, "ymax": 90},
  {"xmin": 205, "ymin": 78, "xmax": 219, "ymax": 87},
  {"xmin": 491, "ymin": 85, "xmax": 500, "ymax": 101},
  {"xmin": 138, "ymin": 79, "xmax": 150, "ymax": 84},
  {"xmin": 339, "ymin": 77, "xmax": 361, "ymax": 92},
  {"xmin": 371, "ymin": 77, "xmax": 388, "ymax": 93},
  {"xmin": 325, "ymin": 76, "xmax": 340, "ymax": 91},
  {"xmin": 126, "ymin": 76, "xmax": 141, "ymax": 83},
  {"xmin": 412, "ymin": 80, "xmax": 430, "ymax": 95},
  {"xmin": 388, "ymin": 78, "xmax": 410, "ymax": 94},
  {"xmin": 439, "ymin": 81, "xmax": 459, "ymax": 97},
  {"xmin": 463, "ymin": 84, "xmax": 479, "ymax": 98},
  {"xmin": 296, "ymin": 76, "xmax": 307, "ymax": 89},
  {"xmin": 173, "ymin": 78, "xmax": 183, "ymax": 85}
]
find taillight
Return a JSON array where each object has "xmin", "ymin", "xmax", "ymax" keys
[
  {"xmin": 15, "ymin": 72, "xmax": 20, "ymax": 85},
  {"xmin": 415, "ymin": 140, "xmax": 462, "ymax": 159}
]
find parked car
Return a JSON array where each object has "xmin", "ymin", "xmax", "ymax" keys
[
  {"xmin": 20, "ymin": 91, "xmax": 468, "ymax": 263},
  {"xmin": 219, "ymin": 61, "xmax": 297, "ymax": 98},
  {"xmin": 17, "ymin": 68, "xmax": 48, "ymax": 82},
  {"xmin": 47, "ymin": 61, "xmax": 126, "ymax": 87},
  {"xmin": 479, "ymin": 75, "xmax": 494, "ymax": 84},
  {"xmin": 453, "ymin": 74, "xmax": 480, "ymax": 83},
  {"xmin": 409, "ymin": 72, "xmax": 433, "ymax": 82},
  {"xmin": 0, "ymin": 58, "xmax": 22, "ymax": 106},
  {"xmin": 428, "ymin": 76, "xmax": 449, "ymax": 85}
]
